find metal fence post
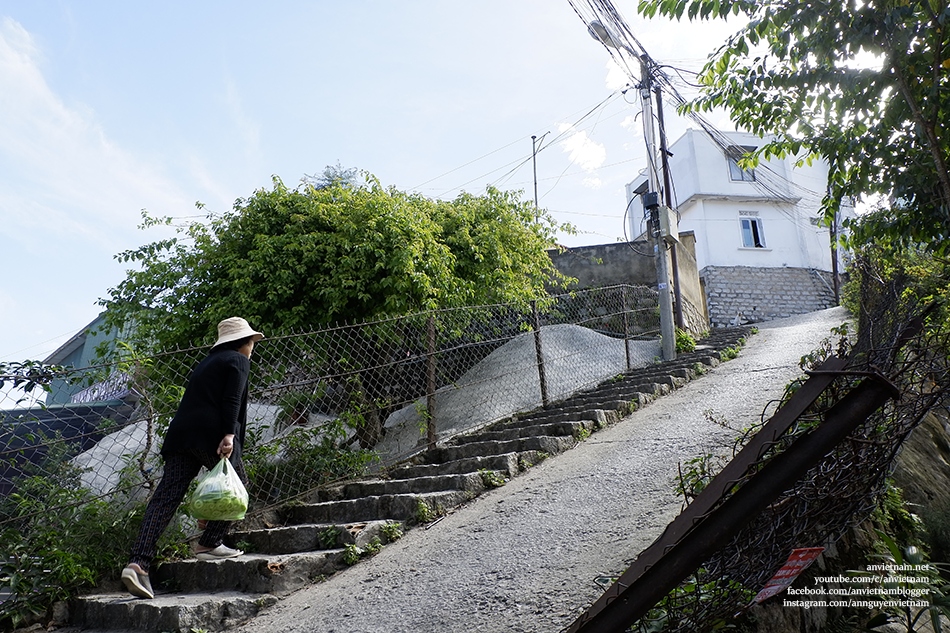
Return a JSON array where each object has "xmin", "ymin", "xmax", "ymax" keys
[
  {"xmin": 426, "ymin": 315, "xmax": 437, "ymax": 450},
  {"xmin": 531, "ymin": 300, "xmax": 550, "ymax": 408},
  {"xmin": 622, "ymin": 287, "xmax": 631, "ymax": 371}
]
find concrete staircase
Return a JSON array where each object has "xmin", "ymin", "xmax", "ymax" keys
[{"xmin": 69, "ymin": 327, "xmax": 752, "ymax": 632}]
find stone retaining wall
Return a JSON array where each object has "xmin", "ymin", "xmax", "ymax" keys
[{"xmin": 702, "ymin": 265, "xmax": 837, "ymax": 327}]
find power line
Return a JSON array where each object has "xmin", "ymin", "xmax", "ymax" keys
[
  {"xmin": 424, "ymin": 90, "xmax": 626, "ymax": 200},
  {"xmin": 410, "ymin": 137, "xmax": 527, "ymax": 190},
  {"xmin": 569, "ymin": 0, "xmax": 828, "ymax": 233}
]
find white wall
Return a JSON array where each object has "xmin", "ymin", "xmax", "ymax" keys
[
  {"xmin": 627, "ymin": 129, "xmax": 853, "ymax": 272},
  {"xmin": 680, "ymin": 198, "xmax": 832, "ymax": 270}
]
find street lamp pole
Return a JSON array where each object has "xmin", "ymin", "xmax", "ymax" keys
[
  {"xmin": 531, "ymin": 135, "xmax": 540, "ymax": 211},
  {"xmin": 587, "ymin": 22, "xmax": 675, "ymax": 360},
  {"xmin": 638, "ymin": 55, "xmax": 676, "ymax": 361}
]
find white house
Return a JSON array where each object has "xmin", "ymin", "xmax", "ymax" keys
[{"xmin": 627, "ymin": 129, "xmax": 854, "ymax": 327}]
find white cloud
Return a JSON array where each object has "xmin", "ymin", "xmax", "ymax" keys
[
  {"xmin": 557, "ymin": 122, "xmax": 606, "ymax": 173},
  {"xmin": 621, "ymin": 114, "xmax": 639, "ymax": 130},
  {"xmin": 0, "ymin": 18, "xmax": 191, "ymax": 362},
  {"xmin": 0, "ymin": 18, "xmax": 190, "ymax": 252}
]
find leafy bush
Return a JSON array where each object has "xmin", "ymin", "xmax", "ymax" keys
[
  {"xmin": 0, "ymin": 450, "xmax": 186, "ymax": 629},
  {"xmin": 243, "ymin": 418, "xmax": 377, "ymax": 504},
  {"xmin": 921, "ymin": 499, "xmax": 950, "ymax": 567}
]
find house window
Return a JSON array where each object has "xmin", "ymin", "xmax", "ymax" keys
[
  {"xmin": 728, "ymin": 145, "xmax": 756, "ymax": 182},
  {"xmin": 740, "ymin": 216, "xmax": 766, "ymax": 248}
]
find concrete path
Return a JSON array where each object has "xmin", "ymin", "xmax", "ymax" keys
[{"xmin": 227, "ymin": 307, "xmax": 850, "ymax": 633}]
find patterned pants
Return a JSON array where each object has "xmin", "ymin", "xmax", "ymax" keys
[{"xmin": 128, "ymin": 449, "xmax": 248, "ymax": 573}]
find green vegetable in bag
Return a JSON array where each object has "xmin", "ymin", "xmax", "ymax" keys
[{"xmin": 188, "ymin": 457, "xmax": 249, "ymax": 521}]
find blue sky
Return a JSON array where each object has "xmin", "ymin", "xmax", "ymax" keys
[{"xmin": 1, "ymin": 1, "xmax": 737, "ymax": 363}]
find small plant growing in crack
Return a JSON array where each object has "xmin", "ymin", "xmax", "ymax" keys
[
  {"xmin": 415, "ymin": 500, "xmax": 435, "ymax": 524},
  {"xmin": 479, "ymin": 469, "xmax": 507, "ymax": 488},
  {"xmin": 342, "ymin": 538, "xmax": 382, "ymax": 566},
  {"xmin": 381, "ymin": 522, "xmax": 403, "ymax": 542},
  {"xmin": 318, "ymin": 526, "xmax": 342, "ymax": 549},
  {"xmin": 342, "ymin": 543, "xmax": 362, "ymax": 565},
  {"xmin": 719, "ymin": 345, "xmax": 740, "ymax": 361},
  {"xmin": 675, "ymin": 452, "xmax": 727, "ymax": 503},
  {"xmin": 363, "ymin": 537, "xmax": 382, "ymax": 556},
  {"xmin": 703, "ymin": 409, "xmax": 731, "ymax": 429},
  {"xmin": 675, "ymin": 328, "xmax": 696, "ymax": 353}
]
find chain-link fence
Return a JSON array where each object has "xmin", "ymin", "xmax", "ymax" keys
[{"xmin": 0, "ymin": 284, "xmax": 660, "ymax": 525}]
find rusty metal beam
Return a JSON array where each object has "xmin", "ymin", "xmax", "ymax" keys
[
  {"xmin": 569, "ymin": 373, "xmax": 895, "ymax": 633},
  {"xmin": 565, "ymin": 356, "xmax": 848, "ymax": 633},
  {"xmin": 569, "ymin": 378, "xmax": 892, "ymax": 633}
]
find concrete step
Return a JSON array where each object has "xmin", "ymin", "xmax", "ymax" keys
[
  {"xmin": 455, "ymin": 420, "xmax": 596, "ymax": 444},
  {"xmin": 153, "ymin": 552, "xmax": 344, "ymax": 596},
  {"xmin": 520, "ymin": 381, "xmax": 664, "ymax": 415},
  {"xmin": 282, "ymin": 490, "xmax": 471, "ymax": 525},
  {"xmin": 514, "ymin": 406, "xmax": 630, "ymax": 428},
  {"xmin": 316, "ymin": 472, "xmax": 494, "ymax": 501},
  {"xmin": 230, "ymin": 519, "xmax": 400, "ymax": 555},
  {"xmin": 388, "ymin": 451, "xmax": 540, "ymax": 480},
  {"xmin": 426, "ymin": 435, "xmax": 576, "ymax": 463},
  {"xmin": 72, "ymin": 591, "xmax": 278, "ymax": 633}
]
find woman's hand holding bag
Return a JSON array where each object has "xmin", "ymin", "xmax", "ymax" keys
[{"xmin": 187, "ymin": 457, "xmax": 249, "ymax": 521}]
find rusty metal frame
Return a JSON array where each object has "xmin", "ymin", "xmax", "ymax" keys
[{"xmin": 564, "ymin": 355, "xmax": 904, "ymax": 633}]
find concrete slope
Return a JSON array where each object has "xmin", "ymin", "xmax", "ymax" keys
[{"xmin": 222, "ymin": 307, "xmax": 851, "ymax": 633}]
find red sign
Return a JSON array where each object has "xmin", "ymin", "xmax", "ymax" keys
[{"xmin": 753, "ymin": 547, "xmax": 825, "ymax": 604}]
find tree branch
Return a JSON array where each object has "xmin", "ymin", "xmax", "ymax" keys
[{"xmin": 887, "ymin": 49, "xmax": 950, "ymax": 218}]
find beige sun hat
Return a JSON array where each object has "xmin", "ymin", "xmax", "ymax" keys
[{"xmin": 212, "ymin": 317, "xmax": 265, "ymax": 348}]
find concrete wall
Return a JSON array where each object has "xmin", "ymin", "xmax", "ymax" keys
[
  {"xmin": 549, "ymin": 240, "xmax": 657, "ymax": 288},
  {"xmin": 548, "ymin": 232, "xmax": 709, "ymax": 335},
  {"xmin": 702, "ymin": 265, "xmax": 838, "ymax": 327}
]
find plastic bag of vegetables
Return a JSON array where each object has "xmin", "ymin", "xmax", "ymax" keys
[{"xmin": 187, "ymin": 457, "xmax": 248, "ymax": 521}]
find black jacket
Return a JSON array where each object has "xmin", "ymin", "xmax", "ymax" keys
[{"xmin": 161, "ymin": 348, "xmax": 250, "ymax": 462}]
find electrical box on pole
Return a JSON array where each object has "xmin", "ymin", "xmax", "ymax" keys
[
  {"xmin": 638, "ymin": 56, "xmax": 676, "ymax": 362},
  {"xmin": 584, "ymin": 19, "xmax": 676, "ymax": 360},
  {"xmin": 658, "ymin": 205, "xmax": 678, "ymax": 243}
]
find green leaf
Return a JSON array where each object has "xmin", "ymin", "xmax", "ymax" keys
[{"xmin": 633, "ymin": 0, "xmax": 950, "ymax": 250}]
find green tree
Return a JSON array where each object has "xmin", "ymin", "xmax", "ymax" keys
[
  {"xmin": 99, "ymin": 172, "xmax": 571, "ymax": 352},
  {"xmin": 303, "ymin": 162, "xmax": 361, "ymax": 190},
  {"xmin": 637, "ymin": 0, "xmax": 950, "ymax": 251}
]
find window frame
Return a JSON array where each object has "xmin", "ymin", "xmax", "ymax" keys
[
  {"xmin": 739, "ymin": 215, "xmax": 766, "ymax": 249},
  {"xmin": 728, "ymin": 145, "xmax": 757, "ymax": 182}
]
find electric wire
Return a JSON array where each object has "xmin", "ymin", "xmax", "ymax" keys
[
  {"xmin": 504, "ymin": 156, "xmax": 642, "ymax": 190},
  {"xmin": 539, "ymin": 86, "xmax": 615, "ymax": 202},
  {"xmin": 569, "ymin": 0, "xmax": 828, "ymax": 235},
  {"xmin": 421, "ymin": 91, "xmax": 625, "ymax": 200},
  {"xmin": 411, "ymin": 136, "xmax": 528, "ymax": 190}
]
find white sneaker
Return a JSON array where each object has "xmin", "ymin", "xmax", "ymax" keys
[
  {"xmin": 121, "ymin": 564, "xmax": 154, "ymax": 599},
  {"xmin": 195, "ymin": 544, "xmax": 244, "ymax": 561}
]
